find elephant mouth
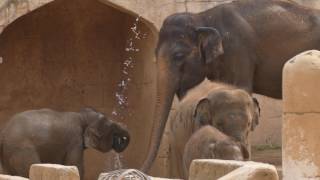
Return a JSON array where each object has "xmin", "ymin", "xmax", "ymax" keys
[{"xmin": 112, "ymin": 135, "xmax": 130, "ymax": 153}]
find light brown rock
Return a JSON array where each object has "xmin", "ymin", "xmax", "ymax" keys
[
  {"xmin": 283, "ymin": 50, "xmax": 320, "ymax": 113},
  {"xmin": 294, "ymin": 0, "xmax": 320, "ymax": 9},
  {"xmin": 29, "ymin": 164, "xmax": 79, "ymax": 180},
  {"xmin": 282, "ymin": 113, "xmax": 320, "ymax": 179},
  {"xmin": 0, "ymin": 175, "xmax": 29, "ymax": 180},
  {"xmin": 189, "ymin": 159, "xmax": 245, "ymax": 180},
  {"xmin": 220, "ymin": 163, "xmax": 279, "ymax": 180},
  {"xmin": 189, "ymin": 159, "xmax": 278, "ymax": 180}
]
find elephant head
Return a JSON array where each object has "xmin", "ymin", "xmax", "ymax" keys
[
  {"xmin": 82, "ymin": 108, "xmax": 130, "ymax": 153},
  {"xmin": 141, "ymin": 13, "xmax": 223, "ymax": 172},
  {"xmin": 193, "ymin": 89, "xmax": 260, "ymax": 147}
]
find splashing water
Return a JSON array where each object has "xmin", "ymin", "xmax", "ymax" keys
[{"xmin": 109, "ymin": 16, "xmax": 148, "ymax": 170}]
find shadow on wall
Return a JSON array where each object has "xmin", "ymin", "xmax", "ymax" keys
[{"xmin": 0, "ymin": 0, "xmax": 157, "ymax": 179}]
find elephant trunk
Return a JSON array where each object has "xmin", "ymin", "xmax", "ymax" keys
[{"xmin": 140, "ymin": 61, "xmax": 176, "ymax": 173}]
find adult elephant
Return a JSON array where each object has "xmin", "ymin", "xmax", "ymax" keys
[{"xmin": 141, "ymin": 0, "xmax": 320, "ymax": 172}]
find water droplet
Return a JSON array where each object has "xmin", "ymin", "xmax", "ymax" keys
[{"xmin": 110, "ymin": 16, "xmax": 145, "ymax": 169}]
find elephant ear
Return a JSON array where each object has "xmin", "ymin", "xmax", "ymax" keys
[
  {"xmin": 84, "ymin": 126, "xmax": 101, "ymax": 148},
  {"xmin": 196, "ymin": 27, "xmax": 224, "ymax": 64},
  {"xmin": 251, "ymin": 97, "xmax": 261, "ymax": 131},
  {"xmin": 193, "ymin": 98, "xmax": 211, "ymax": 127}
]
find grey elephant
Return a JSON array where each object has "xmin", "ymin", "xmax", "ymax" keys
[
  {"xmin": 167, "ymin": 80, "xmax": 260, "ymax": 178},
  {"xmin": 142, "ymin": 0, "xmax": 320, "ymax": 172},
  {"xmin": 183, "ymin": 125, "xmax": 247, "ymax": 179},
  {"xmin": 0, "ymin": 108, "xmax": 130, "ymax": 179}
]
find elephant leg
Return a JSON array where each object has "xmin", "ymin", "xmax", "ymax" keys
[
  {"xmin": 169, "ymin": 144, "xmax": 184, "ymax": 178},
  {"xmin": 6, "ymin": 146, "xmax": 40, "ymax": 177},
  {"xmin": 64, "ymin": 146, "xmax": 84, "ymax": 179},
  {"xmin": 168, "ymin": 135, "xmax": 181, "ymax": 178}
]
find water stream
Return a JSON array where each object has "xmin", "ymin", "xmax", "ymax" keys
[{"xmin": 109, "ymin": 16, "xmax": 148, "ymax": 171}]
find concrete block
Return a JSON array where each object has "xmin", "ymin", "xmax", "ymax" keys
[
  {"xmin": 294, "ymin": 0, "xmax": 320, "ymax": 9},
  {"xmin": 29, "ymin": 164, "xmax": 79, "ymax": 180},
  {"xmin": 189, "ymin": 160, "xmax": 278, "ymax": 180},
  {"xmin": 220, "ymin": 163, "xmax": 278, "ymax": 180},
  {"xmin": 283, "ymin": 50, "xmax": 320, "ymax": 113},
  {"xmin": 0, "ymin": 175, "xmax": 29, "ymax": 180},
  {"xmin": 189, "ymin": 159, "xmax": 245, "ymax": 180},
  {"xmin": 282, "ymin": 113, "xmax": 320, "ymax": 179}
]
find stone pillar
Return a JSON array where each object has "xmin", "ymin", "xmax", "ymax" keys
[{"xmin": 283, "ymin": 50, "xmax": 320, "ymax": 179}]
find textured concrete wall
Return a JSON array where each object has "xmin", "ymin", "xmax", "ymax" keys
[
  {"xmin": 104, "ymin": 0, "xmax": 233, "ymax": 30},
  {"xmin": 283, "ymin": 50, "xmax": 320, "ymax": 180}
]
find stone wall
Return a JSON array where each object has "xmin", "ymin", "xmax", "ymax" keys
[{"xmin": 104, "ymin": 0, "xmax": 233, "ymax": 30}]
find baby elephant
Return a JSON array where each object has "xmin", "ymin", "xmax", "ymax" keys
[
  {"xmin": 168, "ymin": 80, "xmax": 260, "ymax": 178},
  {"xmin": 183, "ymin": 125, "xmax": 248, "ymax": 178},
  {"xmin": 0, "ymin": 108, "xmax": 130, "ymax": 179}
]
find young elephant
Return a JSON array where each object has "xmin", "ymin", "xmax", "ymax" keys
[
  {"xmin": 168, "ymin": 79, "xmax": 260, "ymax": 178},
  {"xmin": 0, "ymin": 108, "xmax": 130, "ymax": 179},
  {"xmin": 183, "ymin": 125, "xmax": 248, "ymax": 179}
]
